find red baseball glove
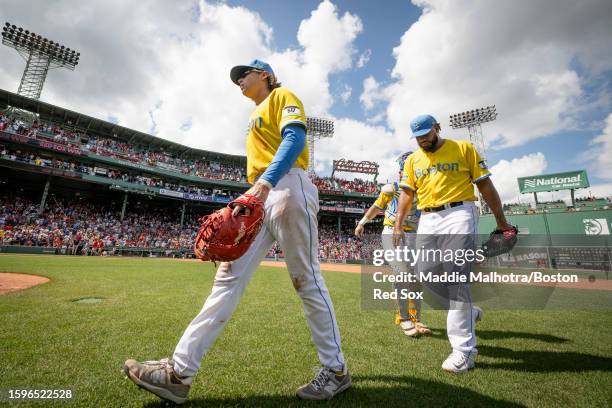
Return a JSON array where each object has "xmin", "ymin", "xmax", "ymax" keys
[{"xmin": 193, "ymin": 194, "xmax": 265, "ymax": 262}]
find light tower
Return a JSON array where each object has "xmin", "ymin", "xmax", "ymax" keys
[
  {"xmin": 2, "ymin": 21, "xmax": 80, "ymax": 117},
  {"xmin": 449, "ymin": 105, "xmax": 497, "ymax": 156},
  {"xmin": 306, "ymin": 116, "xmax": 334, "ymax": 176},
  {"xmin": 449, "ymin": 105, "xmax": 497, "ymax": 213}
]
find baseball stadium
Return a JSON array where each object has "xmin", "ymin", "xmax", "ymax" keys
[{"xmin": 2, "ymin": 3, "xmax": 612, "ymax": 408}]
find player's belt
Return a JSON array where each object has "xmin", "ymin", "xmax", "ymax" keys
[{"xmin": 422, "ymin": 201, "xmax": 464, "ymax": 213}]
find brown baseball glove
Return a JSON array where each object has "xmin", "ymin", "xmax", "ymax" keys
[
  {"xmin": 481, "ymin": 225, "xmax": 519, "ymax": 257},
  {"xmin": 193, "ymin": 194, "xmax": 265, "ymax": 262}
]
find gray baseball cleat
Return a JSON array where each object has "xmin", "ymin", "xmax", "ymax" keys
[
  {"xmin": 296, "ymin": 366, "xmax": 351, "ymax": 400},
  {"xmin": 473, "ymin": 305, "xmax": 483, "ymax": 323},
  {"xmin": 123, "ymin": 358, "xmax": 191, "ymax": 404}
]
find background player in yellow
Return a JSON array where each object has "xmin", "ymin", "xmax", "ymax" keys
[
  {"xmin": 124, "ymin": 60, "xmax": 350, "ymax": 403},
  {"xmin": 355, "ymin": 152, "xmax": 430, "ymax": 337},
  {"xmin": 394, "ymin": 114, "xmax": 513, "ymax": 373}
]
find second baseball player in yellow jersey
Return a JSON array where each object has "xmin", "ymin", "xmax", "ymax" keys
[
  {"xmin": 373, "ymin": 182, "xmax": 418, "ymax": 232},
  {"xmin": 355, "ymin": 152, "xmax": 430, "ymax": 337}
]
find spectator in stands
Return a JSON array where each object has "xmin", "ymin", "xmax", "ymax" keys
[{"xmin": 1, "ymin": 116, "xmax": 247, "ymax": 183}]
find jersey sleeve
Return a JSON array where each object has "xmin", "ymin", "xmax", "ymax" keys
[
  {"xmin": 399, "ymin": 156, "xmax": 416, "ymax": 190},
  {"xmin": 465, "ymin": 142, "xmax": 491, "ymax": 183},
  {"xmin": 274, "ymin": 88, "xmax": 307, "ymax": 131},
  {"xmin": 373, "ymin": 190, "xmax": 392, "ymax": 209}
]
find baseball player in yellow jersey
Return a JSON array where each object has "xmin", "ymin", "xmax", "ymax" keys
[
  {"xmin": 124, "ymin": 60, "xmax": 350, "ymax": 404},
  {"xmin": 355, "ymin": 152, "xmax": 431, "ymax": 337},
  {"xmin": 393, "ymin": 114, "xmax": 513, "ymax": 373}
]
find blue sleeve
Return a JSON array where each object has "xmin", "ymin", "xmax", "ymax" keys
[{"xmin": 259, "ymin": 124, "xmax": 306, "ymax": 187}]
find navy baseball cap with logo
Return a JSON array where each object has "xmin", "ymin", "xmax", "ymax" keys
[
  {"xmin": 230, "ymin": 59, "xmax": 275, "ymax": 85},
  {"xmin": 410, "ymin": 114, "xmax": 438, "ymax": 137}
]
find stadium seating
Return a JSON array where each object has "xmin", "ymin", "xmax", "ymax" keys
[
  {"xmin": 0, "ymin": 113, "xmax": 247, "ymax": 183},
  {"xmin": 312, "ymin": 176, "xmax": 378, "ymax": 194},
  {"xmin": 0, "ymin": 189, "xmax": 381, "ymax": 260}
]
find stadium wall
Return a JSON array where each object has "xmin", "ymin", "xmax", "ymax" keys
[{"xmin": 479, "ymin": 209, "xmax": 612, "ymax": 236}]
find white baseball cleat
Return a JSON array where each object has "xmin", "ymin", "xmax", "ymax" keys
[
  {"xmin": 442, "ymin": 350, "xmax": 477, "ymax": 373},
  {"xmin": 399, "ymin": 320, "xmax": 419, "ymax": 337}
]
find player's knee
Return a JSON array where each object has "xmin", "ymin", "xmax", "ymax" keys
[
  {"xmin": 213, "ymin": 262, "xmax": 239, "ymax": 286},
  {"xmin": 296, "ymin": 278, "xmax": 328, "ymax": 301},
  {"xmin": 291, "ymin": 274, "xmax": 307, "ymax": 292}
]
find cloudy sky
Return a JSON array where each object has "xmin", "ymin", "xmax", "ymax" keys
[{"xmin": 1, "ymin": 0, "xmax": 611, "ymax": 204}]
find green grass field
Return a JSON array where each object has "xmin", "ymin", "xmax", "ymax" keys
[{"xmin": 1, "ymin": 254, "xmax": 611, "ymax": 407}]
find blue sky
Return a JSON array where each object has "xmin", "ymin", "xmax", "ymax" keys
[
  {"xmin": 0, "ymin": 0, "xmax": 610, "ymax": 202},
  {"xmin": 247, "ymin": 0, "xmax": 608, "ymax": 164},
  {"xmin": 224, "ymin": 0, "xmax": 419, "ymax": 123},
  {"xmin": 226, "ymin": 0, "xmax": 611, "ymax": 200}
]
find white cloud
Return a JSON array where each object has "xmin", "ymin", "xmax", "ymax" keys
[
  {"xmin": 588, "ymin": 113, "xmax": 612, "ymax": 180},
  {"xmin": 366, "ymin": 112, "xmax": 386, "ymax": 125},
  {"xmin": 360, "ymin": 76, "xmax": 385, "ymax": 110},
  {"xmin": 0, "ymin": 0, "xmax": 363, "ymax": 153},
  {"xmin": 356, "ymin": 49, "xmax": 371, "ymax": 68},
  {"xmin": 379, "ymin": 0, "xmax": 612, "ymax": 149},
  {"xmin": 297, "ymin": 1, "xmax": 362, "ymax": 73},
  {"xmin": 489, "ymin": 151, "xmax": 612, "ymax": 205},
  {"xmin": 577, "ymin": 183, "xmax": 612, "ymax": 200},
  {"xmin": 339, "ymin": 84, "xmax": 352, "ymax": 103},
  {"xmin": 489, "ymin": 153, "xmax": 548, "ymax": 203},
  {"xmin": 314, "ymin": 118, "xmax": 417, "ymax": 182}
]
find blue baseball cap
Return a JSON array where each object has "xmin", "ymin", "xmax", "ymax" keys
[
  {"xmin": 410, "ymin": 114, "xmax": 438, "ymax": 137},
  {"xmin": 230, "ymin": 59, "xmax": 275, "ymax": 85}
]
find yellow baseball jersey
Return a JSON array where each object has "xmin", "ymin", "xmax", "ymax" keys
[
  {"xmin": 246, "ymin": 87, "xmax": 308, "ymax": 184},
  {"xmin": 399, "ymin": 139, "xmax": 490, "ymax": 209},
  {"xmin": 374, "ymin": 182, "xmax": 418, "ymax": 231}
]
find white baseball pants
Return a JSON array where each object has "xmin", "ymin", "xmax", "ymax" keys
[
  {"xmin": 173, "ymin": 168, "xmax": 345, "ymax": 376},
  {"xmin": 416, "ymin": 201, "xmax": 480, "ymax": 355}
]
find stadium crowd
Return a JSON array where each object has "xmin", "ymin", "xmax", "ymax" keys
[
  {"xmin": 319, "ymin": 199, "xmax": 370, "ymax": 209},
  {"xmin": 318, "ymin": 222, "xmax": 380, "ymax": 260},
  {"xmin": 0, "ymin": 193, "xmax": 200, "ymax": 255},
  {"xmin": 0, "ymin": 189, "xmax": 381, "ymax": 260},
  {"xmin": 501, "ymin": 197, "xmax": 611, "ymax": 214},
  {"xmin": 313, "ymin": 176, "xmax": 378, "ymax": 194},
  {"xmin": 0, "ymin": 145, "xmax": 241, "ymax": 200},
  {"xmin": 2, "ymin": 113, "xmax": 380, "ymax": 194},
  {"xmin": 0, "ymin": 113, "xmax": 246, "ymax": 182}
]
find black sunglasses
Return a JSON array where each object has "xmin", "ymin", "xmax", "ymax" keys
[{"xmin": 238, "ymin": 69, "xmax": 262, "ymax": 80}]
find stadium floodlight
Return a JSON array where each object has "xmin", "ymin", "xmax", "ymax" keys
[
  {"xmin": 449, "ymin": 105, "xmax": 497, "ymax": 158},
  {"xmin": 306, "ymin": 116, "xmax": 334, "ymax": 175},
  {"xmin": 450, "ymin": 105, "xmax": 497, "ymax": 129},
  {"xmin": 2, "ymin": 21, "xmax": 80, "ymax": 101},
  {"xmin": 449, "ymin": 105, "xmax": 497, "ymax": 214}
]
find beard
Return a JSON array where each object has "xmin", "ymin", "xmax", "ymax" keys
[{"xmin": 421, "ymin": 134, "xmax": 439, "ymax": 152}]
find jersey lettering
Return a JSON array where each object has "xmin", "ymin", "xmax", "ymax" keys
[
  {"xmin": 282, "ymin": 106, "xmax": 301, "ymax": 117},
  {"xmin": 414, "ymin": 162, "xmax": 459, "ymax": 179}
]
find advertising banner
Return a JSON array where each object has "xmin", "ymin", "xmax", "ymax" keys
[{"xmin": 518, "ymin": 170, "xmax": 589, "ymax": 193}]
